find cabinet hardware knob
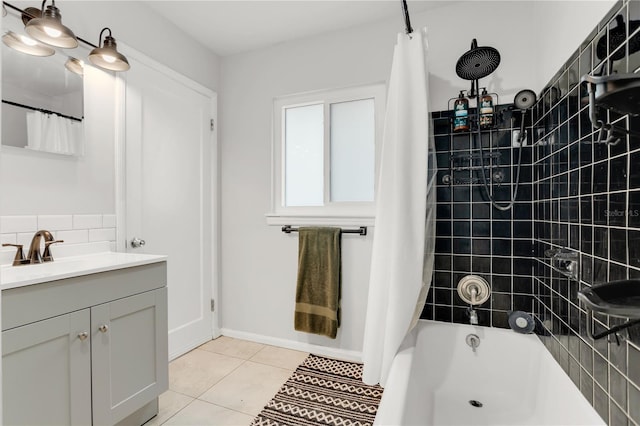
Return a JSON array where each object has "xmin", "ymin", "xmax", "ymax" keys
[
  {"xmin": 78, "ymin": 332, "xmax": 88, "ymax": 341},
  {"xmin": 99, "ymin": 325, "xmax": 109, "ymax": 333}
]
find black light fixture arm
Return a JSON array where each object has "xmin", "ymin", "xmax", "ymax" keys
[
  {"xmin": 2, "ymin": 1, "xmax": 98, "ymax": 48},
  {"xmin": 401, "ymin": 0, "xmax": 413, "ymax": 34},
  {"xmin": 98, "ymin": 27, "xmax": 111, "ymax": 47}
]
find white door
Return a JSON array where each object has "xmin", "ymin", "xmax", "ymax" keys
[{"xmin": 123, "ymin": 54, "xmax": 217, "ymax": 359}]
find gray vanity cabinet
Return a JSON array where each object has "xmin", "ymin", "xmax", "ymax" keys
[
  {"xmin": 92, "ymin": 288, "xmax": 168, "ymax": 425},
  {"xmin": 2, "ymin": 310, "xmax": 93, "ymax": 426},
  {"xmin": 2, "ymin": 262, "xmax": 168, "ymax": 426}
]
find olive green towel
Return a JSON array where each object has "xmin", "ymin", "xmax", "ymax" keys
[{"xmin": 294, "ymin": 227, "xmax": 341, "ymax": 339}]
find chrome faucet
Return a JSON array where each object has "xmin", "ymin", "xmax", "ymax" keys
[
  {"xmin": 467, "ymin": 307, "xmax": 479, "ymax": 325},
  {"xmin": 26, "ymin": 230, "xmax": 63, "ymax": 264}
]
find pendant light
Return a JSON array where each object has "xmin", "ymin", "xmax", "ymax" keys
[
  {"xmin": 2, "ymin": 30, "xmax": 54, "ymax": 56},
  {"xmin": 88, "ymin": 27, "xmax": 129, "ymax": 72},
  {"xmin": 25, "ymin": 0, "xmax": 78, "ymax": 49},
  {"xmin": 65, "ymin": 57, "xmax": 84, "ymax": 75}
]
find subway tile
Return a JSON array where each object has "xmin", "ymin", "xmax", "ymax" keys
[
  {"xmin": 56, "ymin": 230, "xmax": 89, "ymax": 244},
  {"xmin": 37, "ymin": 215, "xmax": 73, "ymax": 231},
  {"xmin": 89, "ymin": 228, "xmax": 116, "ymax": 242},
  {"xmin": 102, "ymin": 214, "xmax": 116, "ymax": 228},
  {"xmin": 0, "ymin": 216, "xmax": 37, "ymax": 233},
  {"xmin": 73, "ymin": 214, "xmax": 102, "ymax": 230},
  {"xmin": 16, "ymin": 233, "xmax": 34, "ymax": 248},
  {"xmin": 0, "ymin": 234, "xmax": 17, "ymax": 245}
]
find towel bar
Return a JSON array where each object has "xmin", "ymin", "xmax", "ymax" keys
[{"xmin": 281, "ymin": 225, "xmax": 367, "ymax": 236}]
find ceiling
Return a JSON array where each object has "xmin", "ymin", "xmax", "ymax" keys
[{"xmin": 145, "ymin": 1, "xmax": 444, "ymax": 57}]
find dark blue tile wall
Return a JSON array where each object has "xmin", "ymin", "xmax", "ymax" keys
[
  {"xmin": 421, "ymin": 104, "xmax": 535, "ymax": 328},
  {"xmin": 533, "ymin": 1, "xmax": 640, "ymax": 424},
  {"xmin": 423, "ymin": 1, "xmax": 640, "ymax": 424}
]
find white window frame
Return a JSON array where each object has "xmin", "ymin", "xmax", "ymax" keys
[{"xmin": 266, "ymin": 83, "xmax": 386, "ymax": 226}]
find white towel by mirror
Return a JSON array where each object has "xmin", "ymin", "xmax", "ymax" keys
[{"xmin": 26, "ymin": 110, "xmax": 85, "ymax": 156}]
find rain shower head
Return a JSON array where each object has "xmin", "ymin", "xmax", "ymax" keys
[{"xmin": 455, "ymin": 39, "xmax": 501, "ymax": 81}]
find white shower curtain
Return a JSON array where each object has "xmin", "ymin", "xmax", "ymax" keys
[
  {"xmin": 26, "ymin": 110, "xmax": 84, "ymax": 155},
  {"xmin": 362, "ymin": 27, "xmax": 436, "ymax": 386}
]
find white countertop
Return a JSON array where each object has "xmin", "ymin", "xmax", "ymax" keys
[{"xmin": 1, "ymin": 251, "xmax": 167, "ymax": 290}]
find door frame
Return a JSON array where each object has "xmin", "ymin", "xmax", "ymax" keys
[{"xmin": 114, "ymin": 43, "xmax": 220, "ymax": 348}]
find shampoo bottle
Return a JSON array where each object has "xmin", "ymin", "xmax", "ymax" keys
[
  {"xmin": 453, "ymin": 91, "xmax": 469, "ymax": 132},
  {"xmin": 479, "ymin": 89, "xmax": 494, "ymax": 129}
]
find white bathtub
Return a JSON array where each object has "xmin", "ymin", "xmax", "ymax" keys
[{"xmin": 374, "ymin": 320, "xmax": 605, "ymax": 426}]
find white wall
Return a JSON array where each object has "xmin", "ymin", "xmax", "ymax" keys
[
  {"xmin": 0, "ymin": 1, "xmax": 220, "ymax": 216},
  {"xmin": 533, "ymin": 0, "xmax": 617, "ymax": 91},
  {"xmin": 219, "ymin": 1, "xmax": 542, "ymax": 355}
]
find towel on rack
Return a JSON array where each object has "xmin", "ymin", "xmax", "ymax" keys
[{"xmin": 294, "ymin": 227, "xmax": 341, "ymax": 339}]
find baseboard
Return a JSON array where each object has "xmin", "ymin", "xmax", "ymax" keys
[{"xmin": 220, "ymin": 328, "xmax": 363, "ymax": 363}]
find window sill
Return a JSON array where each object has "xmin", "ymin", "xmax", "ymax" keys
[{"xmin": 265, "ymin": 213, "xmax": 375, "ymax": 227}]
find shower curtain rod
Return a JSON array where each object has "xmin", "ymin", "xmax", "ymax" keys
[
  {"xmin": 401, "ymin": 0, "xmax": 413, "ymax": 34},
  {"xmin": 282, "ymin": 225, "xmax": 367, "ymax": 236},
  {"xmin": 2, "ymin": 100, "xmax": 83, "ymax": 122}
]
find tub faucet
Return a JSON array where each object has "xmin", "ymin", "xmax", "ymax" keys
[
  {"xmin": 26, "ymin": 230, "xmax": 63, "ymax": 264},
  {"xmin": 467, "ymin": 307, "xmax": 478, "ymax": 325}
]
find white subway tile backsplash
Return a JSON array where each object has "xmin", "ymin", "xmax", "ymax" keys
[
  {"xmin": 89, "ymin": 228, "xmax": 116, "ymax": 242},
  {"xmin": 102, "ymin": 214, "xmax": 117, "ymax": 228},
  {"xmin": 1, "ymin": 216, "xmax": 37, "ymax": 233},
  {"xmin": 56, "ymin": 230, "xmax": 89, "ymax": 244},
  {"xmin": 16, "ymin": 232, "xmax": 34, "ymax": 248},
  {"xmin": 0, "ymin": 234, "xmax": 16, "ymax": 245},
  {"xmin": 73, "ymin": 214, "xmax": 102, "ymax": 230},
  {"xmin": 38, "ymin": 215, "xmax": 73, "ymax": 231},
  {"xmin": 0, "ymin": 213, "xmax": 117, "ymax": 265}
]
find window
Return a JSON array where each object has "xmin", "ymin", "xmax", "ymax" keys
[{"xmin": 268, "ymin": 84, "xmax": 385, "ymax": 225}]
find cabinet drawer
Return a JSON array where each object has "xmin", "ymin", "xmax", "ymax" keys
[{"xmin": 2, "ymin": 262, "xmax": 167, "ymax": 331}]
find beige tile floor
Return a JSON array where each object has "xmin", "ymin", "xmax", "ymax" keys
[{"xmin": 144, "ymin": 336, "xmax": 309, "ymax": 426}]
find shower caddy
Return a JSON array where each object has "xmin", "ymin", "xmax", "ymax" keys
[{"xmin": 445, "ymin": 39, "xmax": 535, "ymax": 212}]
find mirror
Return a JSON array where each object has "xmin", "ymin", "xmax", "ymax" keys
[{"xmin": 1, "ymin": 7, "xmax": 86, "ymax": 155}]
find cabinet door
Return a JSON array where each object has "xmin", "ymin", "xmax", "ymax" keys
[
  {"xmin": 92, "ymin": 288, "xmax": 168, "ymax": 425},
  {"xmin": 2, "ymin": 310, "xmax": 92, "ymax": 426}
]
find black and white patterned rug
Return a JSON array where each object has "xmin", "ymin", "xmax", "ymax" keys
[{"xmin": 251, "ymin": 354, "xmax": 384, "ymax": 426}]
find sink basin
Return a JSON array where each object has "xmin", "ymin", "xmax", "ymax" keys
[{"xmin": 578, "ymin": 280, "xmax": 640, "ymax": 318}]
